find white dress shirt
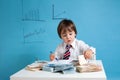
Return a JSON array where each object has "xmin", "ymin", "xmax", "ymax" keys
[{"xmin": 54, "ymin": 38, "xmax": 96, "ymax": 61}]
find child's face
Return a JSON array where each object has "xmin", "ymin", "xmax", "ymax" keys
[{"xmin": 61, "ymin": 30, "xmax": 76, "ymax": 44}]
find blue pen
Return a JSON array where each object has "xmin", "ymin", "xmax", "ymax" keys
[{"xmin": 55, "ymin": 58, "xmax": 58, "ymax": 61}]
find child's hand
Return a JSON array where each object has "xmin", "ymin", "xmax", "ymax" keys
[
  {"xmin": 84, "ymin": 49, "xmax": 93, "ymax": 59},
  {"xmin": 50, "ymin": 53, "xmax": 55, "ymax": 61}
]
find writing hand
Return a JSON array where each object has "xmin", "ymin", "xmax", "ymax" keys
[{"xmin": 50, "ymin": 53, "xmax": 55, "ymax": 61}]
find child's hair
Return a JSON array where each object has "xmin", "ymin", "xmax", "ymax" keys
[{"xmin": 57, "ymin": 19, "xmax": 77, "ymax": 38}]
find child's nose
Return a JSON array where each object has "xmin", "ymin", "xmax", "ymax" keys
[{"xmin": 66, "ymin": 35, "xmax": 70, "ymax": 39}]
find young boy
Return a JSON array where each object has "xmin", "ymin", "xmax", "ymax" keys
[{"xmin": 50, "ymin": 19, "xmax": 96, "ymax": 61}]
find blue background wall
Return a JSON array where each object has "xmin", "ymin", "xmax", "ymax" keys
[{"xmin": 0, "ymin": 0, "xmax": 120, "ymax": 80}]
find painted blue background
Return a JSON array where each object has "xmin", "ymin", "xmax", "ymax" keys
[{"xmin": 0, "ymin": 0, "xmax": 120, "ymax": 80}]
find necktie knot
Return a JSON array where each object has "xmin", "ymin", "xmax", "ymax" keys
[{"xmin": 66, "ymin": 45, "xmax": 72, "ymax": 50}]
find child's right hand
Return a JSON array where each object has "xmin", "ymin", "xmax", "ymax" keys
[{"xmin": 50, "ymin": 53, "xmax": 55, "ymax": 61}]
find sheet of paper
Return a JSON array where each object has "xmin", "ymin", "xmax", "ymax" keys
[
  {"xmin": 78, "ymin": 55, "xmax": 87, "ymax": 65},
  {"xmin": 48, "ymin": 60, "xmax": 70, "ymax": 65}
]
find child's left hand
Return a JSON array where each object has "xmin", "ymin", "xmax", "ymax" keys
[{"xmin": 84, "ymin": 49, "xmax": 93, "ymax": 59}]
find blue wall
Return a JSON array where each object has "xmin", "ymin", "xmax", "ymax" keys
[{"xmin": 0, "ymin": 0, "xmax": 120, "ymax": 80}]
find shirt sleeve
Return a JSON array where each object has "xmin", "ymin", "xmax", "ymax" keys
[{"xmin": 78, "ymin": 40, "xmax": 96, "ymax": 60}]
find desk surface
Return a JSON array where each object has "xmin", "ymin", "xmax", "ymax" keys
[{"xmin": 10, "ymin": 60, "xmax": 107, "ymax": 80}]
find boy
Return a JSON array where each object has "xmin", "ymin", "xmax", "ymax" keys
[{"xmin": 50, "ymin": 19, "xmax": 95, "ymax": 61}]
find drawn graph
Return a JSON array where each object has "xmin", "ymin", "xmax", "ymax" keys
[
  {"xmin": 21, "ymin": 0, "xmax": 46, "ymax": 22},
  {"xmin": 52, "ymin": 4, "xmax": 67, "ymax": 20},
  {"xmin": 23, "ymin": 25, "xmax": 46, "ymax": 43},
  {"xmin": 22, "ymin": 9, "xmax": 46, "ymax": 22}
]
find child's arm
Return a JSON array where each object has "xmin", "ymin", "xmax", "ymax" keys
[{"xmin": 79, "ymin": 40, "xmax": 96, "ymax": 60}]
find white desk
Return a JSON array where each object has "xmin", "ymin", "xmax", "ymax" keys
[{"xmin": 10, "ymin": 60, "xmax": 107, "ymax": 80}]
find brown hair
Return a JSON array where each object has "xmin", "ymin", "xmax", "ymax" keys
[{"xmin": 57, "ymin": 19, "xmax": 77, "ymax": 38}]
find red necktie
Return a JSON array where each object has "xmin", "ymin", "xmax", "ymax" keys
[{"xmin": 63, "ymin": 45, "xmax": 71, "ymax": 60}]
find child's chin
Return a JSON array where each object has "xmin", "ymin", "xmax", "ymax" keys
[{"xmin": 67, "ymin": 42, "xmax": 72, "ymax": 44}]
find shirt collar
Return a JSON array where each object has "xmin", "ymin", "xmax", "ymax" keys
[{"xmin": 71, "ymin": 38, "xmax": 76, "ymax": 49}]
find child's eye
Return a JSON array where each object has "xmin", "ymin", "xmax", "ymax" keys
[
  {"xmin": 62, "ymin": 34, "xmax": 67, "ymax": 37},
  {"xmin": 69, "ymin": 33, "xmax": 72, "ymax": 35}
]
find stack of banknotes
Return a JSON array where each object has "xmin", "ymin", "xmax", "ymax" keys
[
  {"xmin": 42, "ymin": 60, "xmax": 76, "ymax": 74},
  {"xmin": 25, "ymin": 60, "xmax": 48, "ymax": 71}
]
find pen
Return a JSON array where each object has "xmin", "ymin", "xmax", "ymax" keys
[{"xmin": 55, "ymin": 58, "xmax": 58, "ymax": 61}]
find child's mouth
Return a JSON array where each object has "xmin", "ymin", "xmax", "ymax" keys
[{"xmin": 67, "ymin": 40, "xmax": 71, "ymax": 42}]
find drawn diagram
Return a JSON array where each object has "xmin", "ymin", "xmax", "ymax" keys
[
  {"xmin": 21, "ymin": 0, "xmax": 46, "ymax": 22},
  {"xmin": 52, "ymin": 4, "xmax": 66, "ymax": 20},
  {"xmin": 23, "ymin": 26, "xmax": 46, "ymax": 43},
  {"xmin": 22, "ymin": 9, "xmax": 46, "ymax": 22}
]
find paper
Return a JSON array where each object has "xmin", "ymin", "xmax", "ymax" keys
[
  {"xmin": 48, "ymin": 60, "xmax": 70, "ymax": 65},
  {"xmin": 78, "ymin": 55, "xmax": 87, "ymax": 65}
]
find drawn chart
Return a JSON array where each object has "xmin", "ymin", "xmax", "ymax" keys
[
  {"xmin": 21, "ymin": 0, "xmax": 46, "ymax": 22},
  {"xmin": 23, "ymin": 24, "xmax": 46, "ymax": 43},
  {"xmin": 22, "ymin": 9, "xmax": 46, "ymax": 22},
  {"xmin": 52, "ymin": 4, "xmax": 67, "ymax": 20}
]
